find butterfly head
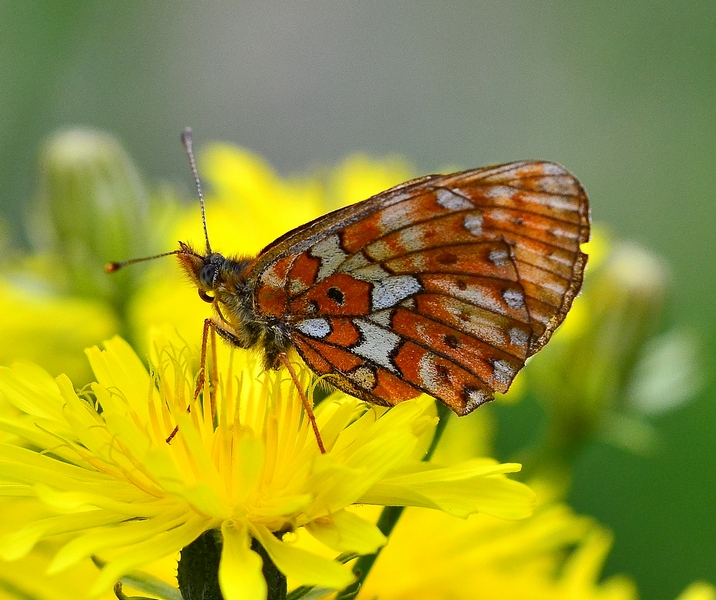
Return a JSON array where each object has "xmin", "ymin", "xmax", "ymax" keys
[
  {"xmin": 176, "ymin": 241, "xmax": 254, "ymax": 307},
  {"xmin": 175, "ymin": 241, "xmax": 220, "ymax": 301}
]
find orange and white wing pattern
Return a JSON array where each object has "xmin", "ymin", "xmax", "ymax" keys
[{"xmin": 251, "ymin": 161, "xmax": 590, "ymax": 415}]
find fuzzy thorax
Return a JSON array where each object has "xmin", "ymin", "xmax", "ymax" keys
[{"xmin": 176, "ymin": 241, "xmax": 291, "ymax": 369}]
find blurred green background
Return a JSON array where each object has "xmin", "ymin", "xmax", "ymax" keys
[{"xmin": 1, "ymin": 2, "xmax": 714, "ymax": 596}]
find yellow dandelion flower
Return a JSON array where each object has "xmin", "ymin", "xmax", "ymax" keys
[
  {"xmin": 0, "ymin": 273, "xmax": 117, "ymax": 383},
  {"xmin": 677, "ymin": 582, "xmax": 716, "ymax": 600},
  {"xmin": 324, "ymin": 153, "xmax": 413, "ymax": 210},
  {"xmin": 358, "ymin": 505, "xmax": 636, "ymax": 600},
  {"xmin": 195, "ymin": 143, "xmax": 324, "ymax": 256},
  {"xmin": 0, "ymin": 334, "xmax": 534, "ymax": 599}
]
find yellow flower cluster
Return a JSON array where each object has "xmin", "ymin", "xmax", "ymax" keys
[{"xmin": 0, "ymin": 333, "xmax": 533, "ymax": 599}]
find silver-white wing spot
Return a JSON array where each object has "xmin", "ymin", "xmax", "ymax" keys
[
  {"xmin": 464, "ymin": 387, "xmax": 491, "ymax": 412},
  {"xmin": 441, "ymin": 304, "xmax": 507, "ymax": 348},
  {"xmin": 400, "ymin": 297, "xmax": 416, "ymax": 310},
  {"xmin": 488, "ymin": 248, "xmax": 510, "ymax": 267},
  {"xmin": 539, "ymin": 164, "xmax": 582, "ymax": 195},
  {"xmin": 543, "ymin": 280, "xmax": 568, "ymax": 295},
  {"xmin": 367, "ymin": 309, "xmax": 394, "ymax": 328},
  {"xmin": 378, "ymin": 202, "xmax": 419, "ymax": 230},
  {"xmin": 352, "ymin": 319, "xmax": 401, "ymax": 373},
  {"xmin": 310, "ymin": 234, "xmax": 349, "ymax": 281},
  {"xmin": 463, "ymin": 213, "xmax": 484, "ymax": 236},
  {"xmin": 542, "ymin": 163, "xmax": 566, "ymax": 175},
  {"xmin": 508, "ymin": 327, "xmax": 530, "ymax": 348},
  {"xmin": 502, "ymin": 288, "xmax": 525, "ymax": 310},
  {"xmin": 371, "ymin": 275, "xmax": 421, "ymax": 310},
  {"xmin": 351, "ymin": 263, "xmax": 391, "ymax": 283},
  {"xmin": 436, "ymin": 188, "xmax": 473, "ymax": 210},
  {"xmin": 338, "ymin": 251, "xmax": 370, "ymax": 273},
  {"xmin": 484, "ymin": 185, "xmax": 517, "ymax": 200},
  {"xmin": 418, "ymin": 353, "xmax": 442, "ymax": 392},
  {"xmin": 531, "ymin": 191, "xmax": 581, "ymax": 211},
  {"xmin": 260, "ymin": 262, "xmax": 288, "ymax": 288},
  {"xmin": 490, "ymin": 359, "xmax": 516, "ymax": 387},
  {"xmin": 296, "ymin": 318, "xmax": 331, "ymax": 339},
  {"xmin": 387, "ymin": 191, "xmax": 413, "ymax": 203}
]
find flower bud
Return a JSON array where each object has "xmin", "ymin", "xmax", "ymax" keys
[
  {"xmin": 532, "ymin": 242, "xmax": 668, "ymax": 421},
  {"xmin": 30, "ymin": 128, "xmax": 155, "ymax": 311},
  {"xmin": 522, "ymin": 241, "xmax": 672, "ymax": 487}
]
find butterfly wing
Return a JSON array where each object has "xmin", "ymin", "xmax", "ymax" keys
[{"xmin": 250, "ymin": 161, "xmax": 589, "ymax": 414}]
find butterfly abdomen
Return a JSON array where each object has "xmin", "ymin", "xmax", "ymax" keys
[{"xmin": 209, "ymin": 255, "xmax": 296, "ymax": 368}]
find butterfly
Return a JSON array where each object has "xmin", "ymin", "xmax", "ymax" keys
[{"xmin": 109, "ymin": 130, "xmax": 590, "ymax": 448}]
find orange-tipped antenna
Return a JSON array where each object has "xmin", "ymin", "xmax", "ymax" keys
[
  {"xmin": 181, "ymin": 128, "xmax": 212, "ymax": 255},
  {"xmin": 105, "ymin": 247, "xmax": 202, "ymax": 273}
]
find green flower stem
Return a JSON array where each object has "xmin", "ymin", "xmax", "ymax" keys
[
  {"xmin": 518, "ymin": 417, "xmax": 588, "ymax": 497},
  {"xmin": 116, "ymin": 574, "xmax": 183, "ymax": 600},
  {"xmin": 176, "ymin": 531, "xmax": 286, "ymax": 600},
  {"xmin": 252, "ymin": 537, "xmax": 288, "ymax": 600},
  {"xmin": 335, "ymin": 401, "xmax": 452, "ymax": 599},
  {"xmin": 177, "ymin": 530, "xmax": 224, "ymax": 600},
  {"xmin": 424, "ymin": 402, "xmax": 454, "ymax": 461},
  {"xmin": 114, "ymin": 581, "xmax": 171, "ymax": 600}
]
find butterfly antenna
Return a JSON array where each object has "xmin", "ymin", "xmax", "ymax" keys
[
  {"xmin": 104, "ymin": 247, "xmax": 201, "ymax": 273},
  {"xmin": 181, "ymin": 128, "xmax": 212, "ymax": 255}
]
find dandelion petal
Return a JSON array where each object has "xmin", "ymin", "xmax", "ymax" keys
[
  {"xmin": 359, "ymin": 460, "xmax": 535, "ymax": 519},
  {"xmin": 253, "ymin": 524, "xmax": 355, "ymax": 590},
  {"xmin": 219, "ymin": 521, "xmax": 266, "ymax": 600},
  {"xmin": 91, "ymin": 517, "xmax": 207, "ymax": 595},
  {"xmin": 306, "ymin": 509, "xmax": 386, "ymax": 554}
]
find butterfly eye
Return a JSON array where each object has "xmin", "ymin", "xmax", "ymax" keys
[
  {"xmin": 200, "ymin": 263, "xmax": 217, "ymax": 288},
  {"xmin": 198, "ymin": 289, "xmax": 214, "ymax": 303}
]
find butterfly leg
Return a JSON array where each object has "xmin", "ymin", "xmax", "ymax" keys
[
  {"xmin": 166, "ymin": 317, "xmax": 327, "ymax": 454},
  {"xmin": 208, "ymin": 320, "xmax": 327, "ymax": 454},
  {"xmin": 166, "ymin": 318, "xmax": 219, "ymax": 443},
  {"xmin": 278, "ymin": 353, "xmax": 326, "ymax": 454}
]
